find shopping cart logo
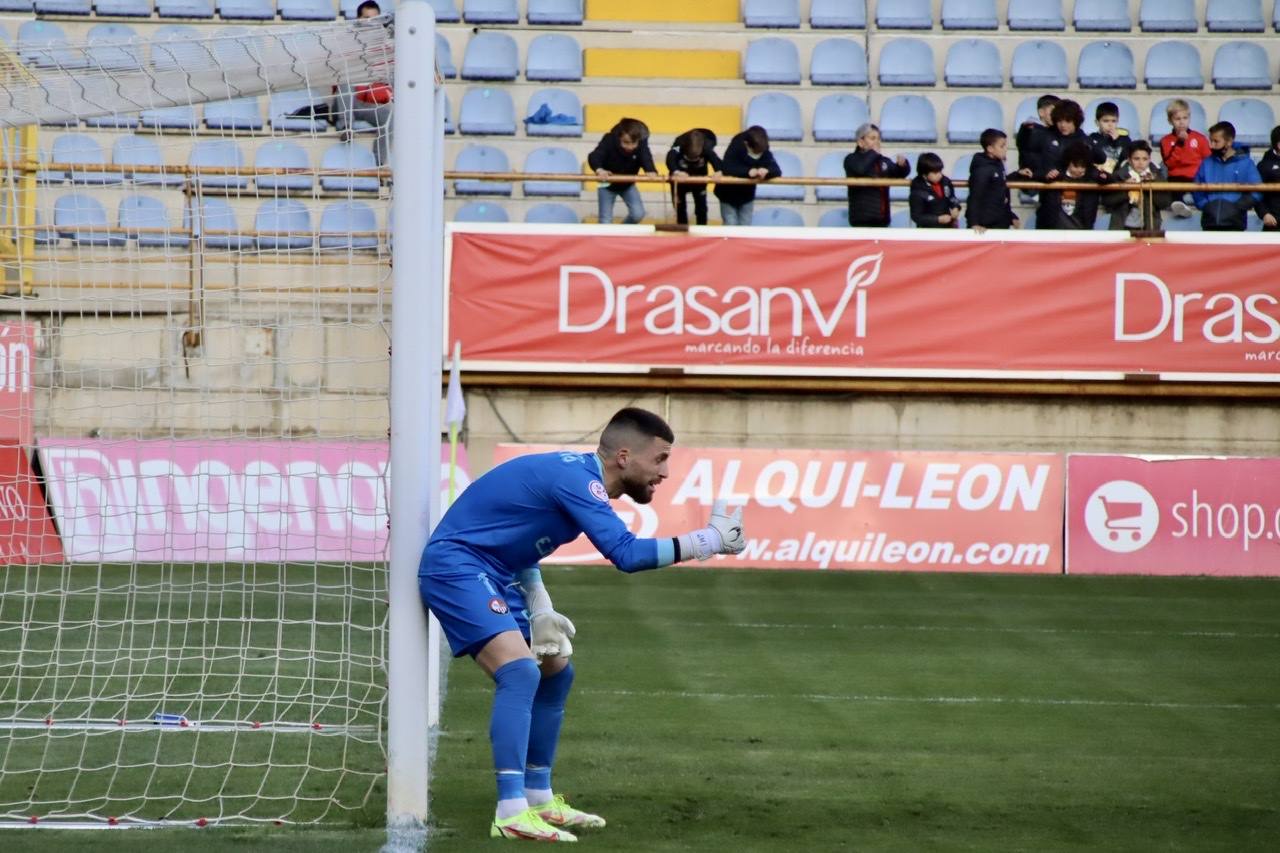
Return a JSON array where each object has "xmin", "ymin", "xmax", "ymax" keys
[{"xmin": 1084, "ymin": 480, "xmax": 1159, "ymax": 553}]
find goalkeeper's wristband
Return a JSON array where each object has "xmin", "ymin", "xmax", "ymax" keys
[
  {"xmin": 518, "ymin": 567, "xmax": 554, "ymax": 616},
  {"xmin": 675, "ymin": 527, "xmax": 723, "ymax": 562}
]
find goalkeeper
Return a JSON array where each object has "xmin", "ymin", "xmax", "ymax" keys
[{"xmin": 419, "ymin": 407, "xmax": 746, "ymax": 843}]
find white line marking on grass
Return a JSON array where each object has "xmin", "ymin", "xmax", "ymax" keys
[{"xmin": 590, "ymin": 621, "xmax": 1280, "ymax": 640}]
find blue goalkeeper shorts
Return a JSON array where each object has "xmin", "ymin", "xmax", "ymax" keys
[{"xmin": 419, "ymin": 555, "xmax": 530, "ymax": 658}]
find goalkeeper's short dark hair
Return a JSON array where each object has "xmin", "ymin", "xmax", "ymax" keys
[{"xmin": 600, "ymin": 408, "xmax": 675, "ymax": 451}]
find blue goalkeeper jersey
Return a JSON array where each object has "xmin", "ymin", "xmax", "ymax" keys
[{"xmin": 421, "ymin": 450, "xmax": 661, "ymax": 582}]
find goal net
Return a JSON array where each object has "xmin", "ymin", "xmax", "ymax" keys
[{"xmin": 0, "ymin": 10, "xmax": 438, "ymax": 831}]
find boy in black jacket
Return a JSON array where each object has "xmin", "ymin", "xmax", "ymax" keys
[
  {"xmin": 1015, "ymin": 93, "xmax": 1059, "ymax": 202},
  {"xmin": 588, "ymin": 117, "xmax": 658, "ymax": 224},
  {"xmin": 909, "ymin": 152, "xmax": 962, "ymax": 228},
  {"xmin": 714, "ymin": 126, "xmax": 781, "ymax": 226},
  {"xmin": 1038, "ymin": 142, "xmax": 1104, "ymax": 230},
  {"xmin": 844, "ymin": 123, "xmax": 910, "ymax": 227},
  {"xmin": 666, "ymin": 128, "xmax": 722, "ymax": 226},
  {"xmin": 1260, "ymin": 125, "xmax": 1280, "ymax": 232},
  {"xmin": 1033, "ymin": 100, "xmax": 1105, "ymax": 228},
  {"xmin": 1087, "ymin": 101, "xmax": 1130, "ymax": 177},
  {"xmin": 966, "ymin": 129, "xmax": 1021, "ymax": 232}
]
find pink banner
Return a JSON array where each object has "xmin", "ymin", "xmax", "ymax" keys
[
  {"xmin": 38, "ymin": 440, "xmax": 469, "ymax": 563},
  {"xmin": 1067, "ymin": 454, "xmax": 1280, "ymax": 576}
]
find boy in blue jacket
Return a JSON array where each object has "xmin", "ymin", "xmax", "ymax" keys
[
  {"xmin": 713, "ymin": 126, "xmax": 781, "ymax": 225},
  {"xmin": 1192, "ymin": 121, "xmax": 1264, "ymax": 231}
]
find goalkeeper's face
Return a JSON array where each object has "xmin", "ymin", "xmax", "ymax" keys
[{"xmin": 621, "ymin": 438, "xmax": 672, "ymax": 504}]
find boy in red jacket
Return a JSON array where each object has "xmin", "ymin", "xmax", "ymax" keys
[{"xmin": 1158, "ymin": 99, "xmax": 1209, "ymax": 218}]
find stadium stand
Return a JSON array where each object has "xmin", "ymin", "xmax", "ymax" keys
[
  {"xmin": 119, "ymin": 195, "xmax": 189, "ymax": 249},
  {"xmin": 205, "ymin": 98, "xmax": 265, "ymax": 131},
  {"xmin": 463, "ymin": 0, "xmax": 518, "ymax": 24},
  {"xmin": 1218, "ymin": 98, "xmax": 1275, "ymax": 147},
  {"xmin": 34, "ymin": 0, "xmax": 91, "ymax": 13},
  {"xmin": 1077, "ymin": 41, "xmax": 1137, "ymax": 88},
  {"xmin": 525, "ymin": 34, "xmax": 583, "ymax": 82},
  {"xmin": 753, "ymin": 207, "xmax": 805, "ymax": 227},
  {"xmin": 942, "ymin": 0, "xmax": 999, "ymax": 29},
  {"xmin": 52, "ymin": 134, "xmax": 118, "ymax": 185},
  {"xmin": 1008, "ymin": 0, "xmax": 1066, "ymax": 30},
  {"xmin": 528, "ymin": 0, "xmax": 583, "ymax": 26},
  {"xmin": 877, "ymin": 0, "xmax": 933, "ymax": 29},
  {"xmin": 320, "ymin": 201, "xmax": 381, "ymax": 250},
  {"xmin": 320, "ymin": 142, "xmax": 381, "ymax": 192},
  {"xmin": 1148, "ymin": 98, "xmax": 1209, "ymax": 142},
  {"xmin": 879, "ymin": 94, "xmax": 937, "ymax": 142},
  {"xmin": 425, "ymin": 0, "xmax": 461, "ymax": 23},
  {"xmin": 877, "ymin": 38, "xmax": 936, "ymax": 86},
  {"xmin": 1144, "ymin": 41, "xmax": 1206, "ymax": 89},
  {"xmin": 454, "ymin": 201, "xmax": 510, "ymax": 222},
  {"xmin": 189, "ymin": 139, "xmax": 247, "ymax": 190},
  {"xmin": 55, "ymin": 194, "xmax": 125, "ymax": 247},
  {"xmin": 1081, "ymin": 97, "xmax": 1140, "ymax": 135},
  {"xmin": 1074, "ymin": 0, "xmax": 1132, "ymax": 31},
  {"xmin": 745, "ymin": 92, "xmax": 803, "ymax": 141},
  {"xmin": 255, "ymin": 199, "xmax": 313, "ymax": 250},
  {"xmin": 35, "ymin": 147, "xmax": 65, "ymax": 185},
  {"xmin": 809, "ymin": 38, "xmax": 868, "ymax": 86},
  {"xmin": 525, "ymin": 203, "xmax": 580, "ymax": 223},
  {"xmin": 156, "ymin": 0, "xmax": 215, "ymax": 16},
  {"xmin": 743, "ymin": 0, "xmax": 800, "ymax": 28},
  {"xmin": 756, "ymin": 150, "xmax": 805, "ymax": 200},
  {"xmin": 812, "ymin": 94, "xmax": 869, "ymax": 142},
  {"xmin": 437, "ymin": 33, "xmax": 457, "ymax": 77},
  {"xmin": 140, "ymin": 104, "xmax": 198, "ymax": 131},
  {"xmin": 444, "ymin": 92, "xmax": 455, "ymax": 134},
  {"xmin": 950, "ymin": 153, "xmax": 974, "ymax": 200},
  {"xmin": 521, "ymin": 146, "xmax": 581, "ymax": 197},
  {"xmin": 947, "ymin": 96, "xmax": 1003, "ymax": 143},
  {"xmin": 184, "ymin": 198, "xmax": 249, "ymax": 249},
  {"xmin": 279, "ymin": 0, "xmax": 340, "ymax": 20},
  {"xmin": 810, "ymin": 0, "xmax": 865, "ymax": 28},
  {"xmin": 524, "ymin": 88, "xmax": 584, "ymax": 137},
  {"xmin": 94, "ymin": 0, "xmax": 151, "ymax": 14},
  {"xmin": 745, "ymin": 38, "xmax": 802, "ymax": 86},
  {"xmin": 1211, "ymin": 42, "xmax": 1272, "ymax": 88},
  {"xmin": 1010, "ymin": 40, "xmax": 1069, "ymax": 87},
  {"xmin": 454, "ymin": 144, "xmax": 514, "ymax": 195},
  {"xmin": 85, "ymin": 24, "xmax": 142, "ymax": 70},
  {"xmin": 458, "ymin": 87, "xmax": 517, "ymax": 134},
  {"xmin": 817, "ymin": 207, "xmax": 848, "ymax": 227},
  {"xmin": 1205, "ymin": 0, "xmax": 1266, "ymax": 31},
  {"xmin": 18, "ymin": 20, "xmax": 82, "ymax": 68},
  {"xmin": 112, "ymin": 135, "xmax": 183, "ymax": 187},
  {"xmin": 461, "ymin": 32, "xmax": 519, "ymax": 81},
  {"xmin": 255, "ymin": 141, "xmax": 314, "ymax": 193},
  {"xmin": 218, "ymin": 0, "xmax": 276, "ymax": 21},
  {"xmin": 270, "ymin": 90, "xmax": 326, "ymax": 132},
  {"xmin": 944, "ymin": 39, "xmax": 1003, "ymax": 87},
  {"xmin": 1141, "ymin": 0, "xmax": 1198, "ymax": 30},
  {"xmin": 815, "ymin": 151, "xmax": 846, "ymax": 202}
]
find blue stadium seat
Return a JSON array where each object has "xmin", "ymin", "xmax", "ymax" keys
[
  {"xmin": 52, "ymin": 134, "xmax": 119, "ymax": 185},
  {"xmin": 753, "ymin": 207, "xmax": 805, "ymax": 227},
  {"xmin": 815, "ymin": 151, "xmax": 846, "ymax": 201},
  {"xmin": 818, "ymin": 208, "xmax": 848, "ymax": 227},
  {"xmin": 150, "ymin": 25, "xmax": 204, "ymax": 73},
  {"xmin": 755, "ymin": 150, "xmax": 804, "ymax": 200},
  {"xmin": 453, "ymin": 144, "xmax": 513, "ymax": 195},
  {"xmin": 879, "ymin": 95, "xmax": 937, "ymax": 142},
  {"xmin": 525, "ymin": 203, "xmax": 579, "ymax": 224},
  {"xmin": 942, "ymin": 0, "xmax": 998, "ymax": 29},
  {"xmin": 86, "ymin": 112, "xmax": 139, "ymax": 130},
  {"xmin": 525, "ymin": 34, "xmax": 583, "ymax": 82},
  {"xmin": 459, "ymin": 87, "xmax": 516, "ymax": 134},
  {"xmin": 528, "ymin": 0, "xmax": 582, "ymax": 25},
  {"xmin": 944, "ymin": 39, "xmax": 1002, "ymax": 86},
  {"xmin": 279, "ymin": 0, "xmax": 337, "ymax": 19},
  {"xmin": 444, "ymin": 92, "xmax": 455, "ymax": 134},
  {"xmin": 320, "ymin": 142, "xmax": 380, "ymax": 192},
  {"xmin": 218, "ymin": 0, "xmax": 275, "ymax": 20},
  {"xmin": 1147, "ymin": 98, "xmax": 1207, "ymax": 142},
  {"xmin": 1078, "ymin": 41, "xmax": 1136, "ymax": 88},
  {"xmin": 1013, "ymin": 95, "xmax": 1039, "ymax": 128},
  {"xmin": 463, "ymin": 0, "xmax": 517, "ymax": 24},
  {"xmin": 949, "ymin": 153, "xmax": 974, "ymax": 200},
  {"xmin": 888, "ymin": 151, "xmax": 916, "ymax": 199},
  {"xmin": 18, "ymin": 21, "xmax": 84, "ymax": 68},
  {"xmin": 36, "ymin": 147, "xmax": 65, "ymax": 185},
  {"xmin": 522, "ymin": 147, "xmax": 581, "ymax": 197},
  {"xmin": 55, "ymin": 194, "xmax": 125, "ymax": 246},
  {"xmin": 112, "ymin": 135, "xmax": 183, "ymax": 187},
  {"xmin": 745, "ymin": 38, "xmax": 802, "ymax": 85},
  {"xmin": 186, "ymin": 198, "xmax": 250, "ymax": 250},
  {"xmin": 744, "ymin": 0, "xmax": 801, "ymax": 28},
  {"xmin": 745, "ymin": 92, "xmax": 803, "ymax": 141},
  {"xmin": 1082, "ymin": 97, "xmax": 1139, "ymax": 136},
  {"xmin": 0, "ymin": 1, "xmax": 31, "ymax": 11},
  {"xmin": 810, "ymin": 0, "xmax": 865, "ymax": 28},
  {"xmin": 1074, "ymin": 0, "xmax": 1131, "ymax": 31},
  {"xmin": 119, "ymin": 196, "xmax": 188, "ymax": 249},
  {"xmin": 190, "ymin": 140, "xmax": 247, "ymax": 189},
  {"xmin": 1219, "ymin": 99, "xmax": 1275, "ymax": 147},
  {"xmin": 270, "ymin": 90, "xmax": 325, "ymax": 131},
  {"xmin": 424, "ymin": 0, "xmax": 460, "ymax": 22},
  {"xmin": 140, "ymin": 105, "xmax": 198, "ymax": 130},
  {"xmin": 525, "ymin": 88, "xmax": 583, "ymax": 137},
  {"xmin": 1144, "ymin": 41, "xmax": 1203, "ymax": 89},
  {"xmin": 86, "ymin": 24, "xmax": 142, "ymax": 72},
  {"xmin": 1139, "ymin": 0, "xmax": 1197, "ymax": 31},
  {"xmin": 255, "ymin": 200, "xmax": 313, "ymax": 251},
  {"xmin": 1008, "ymin": 0, "xmax": 1065, "ymax": 29},
  {"xmin": 810, "ymin": 38, "xmax": 867, "ymax": 86},
  {"xmin": 255, "ymin": 141, "xmax": 313, "ymax": 192},
  {"xmin": 461, "ymin": 32, "xmax": 519, "ymax": 81},
  {"xmin": 95, "ymin": 0, "xmax": 151, "ymax": 16},
  {"xmin": 889, "ymin": 208, "xmax": 913, "ymax": 228},
  {"xmin": 876, "ymin": 0, "xmax": 932, "ymax": 28},
  {"xmin": 1206, "ymin": 0, "xmax": 1265, "ymax": 31},
  {"xmin": 877, "ymin": 39, "xmax": 935, "ymax": 86},
  {"xmin": 454, "ymin": 202, "xmax": 510, "ymax": 223},
  {"xmin": 1211, "ymin": 42, "xmax": 1271, "ymax": 89},
  {"xmin": 205, "ymin": 98, "xmax": 264, "ymax": 131},
  {"xmin": 320, "ymin": 201, "xmax": 380, "ymax": 250},
  {"xmin": 436, "ymin": 34, "xmax": 456, "ymax": 78},
  {"xmin": 1161, "ymin": 214, "xmax": 1202, "ymax": 232},
  {"xmin": 156, "ymin": 0, "xmax": 215, "ymax": 16},
  {"xmin": 34, "ymin": 0, "xmax": 90, "ymax": 14},
  {"xmin": 812, "ymin": 93, "xmax": 869, "ymax": 141},
  {"xmin": 33, "ymin": 211, "xmax": 60, "ymax": 247},
  {"xmin": 947, "ymin": 95, "xmax": 1003, "ymax": 143},
  {"xmin": 1010, "ymin": 40, "xmax": 1068, "ymax": 87}
]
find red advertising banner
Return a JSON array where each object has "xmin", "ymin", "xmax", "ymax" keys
[
  {"xmin": 447, "ymin": 229, "xmax": 1279, "ymax": 379},
  {"xmin": 1067, "ymin": 454, "xmax": 1280, "ymax": 576},
  {"xmin": 494, "ymin": 444, "xmax": 1064, "ymax": 573},
  {"xmin": 0, "ymin": 443, "xmax": 64, "ymax": 564},
  {"xmin": 0, "ymin": 323, "xmax": 34, "ymax": 445}
]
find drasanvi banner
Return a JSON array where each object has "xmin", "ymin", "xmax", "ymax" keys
[
  {"xmin": 447, "ymin": 229, "xmax": 1279, "ymax": 379},
  {"xmin": 0, "ymin": 323, "xmax": 35, "ymax": 445},
  {"xmin": 0, "ymin": 442, "xmax": 64, "ymax": 565},
  {"xmin": 494, "ymin": 444, "xmax": 1064, "ymax": 573}
]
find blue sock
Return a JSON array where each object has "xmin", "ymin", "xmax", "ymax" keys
[
  {"xmin": 526, "ymin": 662, "xmax": 575, "ymax": 793},
  {"xmin": 490, "ymin": 658, "xmax": 541, "ymax": 803}
]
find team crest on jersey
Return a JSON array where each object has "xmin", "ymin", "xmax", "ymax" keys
[
  {"xmin": 488, "ymin": 597, "xmax": 509, "ymax": 614},
  {"xmin": 589, "ymin": 480, "xmax": 610, "ymax": 503}
]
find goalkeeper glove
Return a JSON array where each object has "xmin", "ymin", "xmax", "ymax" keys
[
  {"xmin": 519, "ymin": 568, "xmax": 576, "ymax": 659},
  {"xmin": 678, "ymin": 500, "xmax": 746, "ymax": 561}
]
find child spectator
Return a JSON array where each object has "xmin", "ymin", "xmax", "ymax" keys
[
  {"xmin": 1101, "ymin": 140, "xmax": 1170, "ymax": 231},
  {"xmin": 1034, "ymin": 100, "xmax": 1104, "ymax": 229},
  {"xmin": 966, "ymin": 129, "xmax": 1020, "ymax": 232},
  {"xmin": 714, "ymin": 125, "xmax": 780, "ymax": 226},
  {"xmin": 588, "ymin": 118, "xmax": 659, "ymax": 224},
  {"xmin": 1159, "ymin": 99, "xmax": 1210, "ymax": 218},
  {"xmin": 1192, "ymin": 121, "xmax": 1264, "ymax": 232},
  {"xmin": 1258, "ymin": 125, "xmax": 1280, "ymax": 232},
  {"xmin": 843, "ymin": 123, "xmax": 910, "ymax": 227},
  {"xmin": 1038, "ymin": 142, "xmax": 1104, "ymax": 230},
  {"xmin": 666, "ymin": 128, "xmax": 722, "ymax": 226},
  {"xmin": 332, "ymin": 1, "xmax": 393, "ymax": 165},
  {"xmin": 1015, "ymin": 93, "xmax": 1059, "ymax": 201},
  {"xmin": 1088, "ymin": 101, "xmax": 1131, "ymax": 176},
  {"xmin": 908, "ymin": 152, "xmax": 962, "ymax": 228}
]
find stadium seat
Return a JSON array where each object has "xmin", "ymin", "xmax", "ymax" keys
[
  {"xmin": 205, "ymin": 98, "xmax": 265, "ymax": 131},
  {"xmin": 947, "ymin": 96, "xmax": 1003, "ymax": 143},
  {"xmin": 34, "ymin": 0, "xmax": 90, "ymax": 14},
  {"xmin": 745, "ymin": 92, "xmax": 803, "ymax": 141},
  {"xmin": 55, "ymin": 194, "xmax": 124, "ymax": 247},
  {"xmin": 86, "ymin": 24, "xmax": 142, "ymax": 72},
  {"xmin": 1013, "ymin": 95, "xmax": 1039, "ymax": 128},
  {"xmin": 269, "ymin": 90, "xmax": 325, "ymax": 131},
  {"xmin": 1139, "ymin": 0, "xmax": 1197, "ymax": 31},
  {"xmin": 1206, "ymin": 0, "xmax": 1265, "ymax": 32},
  {"xmin": 156, "ymin": 0, "xmax": 215, "ymax": 16},
  {"xmin": 255, "ymin": 200, "xmax": 312, "ymax": 251},
  {"xmin": 462, "ymin": 32, "xmax": 519, "ymax": 81},
  {"xmin": 0, "ymin": 0, "xmax": 31, "ymax": 11},
  {"xmin": 458, "ymin": 87, "xmax": 516, "ymax": 134},
  {"xmin": 528, "ymin": 0, "xmax": 582, "ymax": 25},
  {"xmin": 743, "ymin": 0, "xmax": 800, "ymax": 28},
  {"xmin": 36, "ymin": 147, "xmax": 65, "ymax": 185},
  {"xmin": 1211, "ymin": 42, "xmax": 1272, "ymax": 89},
  {"xmin": 279, "ymin": 0, "xmax": 338, "ymax": 20},
  {"xmin": 815, "ymin": 151, "xmax": 846, "ymax": 202},
  {"xmin": 887, "ymin": 152, "xmax": 916, "ymax": 199},
  {"xmin": 1218, "ymin": 99, "xmax": 1275, "ymax": 147},
  {"xmin": 444, "ymin": 92, "xmax": 455, "ymax": 134},
  {"xmin": 140, "ymin": 105, "xmax": 198, "ymax": 130},
  {"xmin": 812, "ymin": 93, "xmax": 869, "ymax": 141},
  {"xmin": 525, "ymin": 203, "xmax": 579, "ymax": 224},
  {"xmin": 86, "ymin": 112, "xmax": 139, "ymax": 130},
  {"xmin": 112, "ymin": 136, "xmax": 182, "ymax": 187},
  {"xmin": 753, "ymin": 207, "xmax": 805, "ymax": 227},
  {"xmin": 255, "ymin": 141, "xmax": 313, "ymax": 192},
  {"xmin": 18, "ymin": 21, "xmax": 84, "ymax": 69},
  {"xmin": 218, "ymin": 0, "xmax": 275, "ymax": 20},
  {"xmin": 1147, "ymin": 98, "xmax": 1207, "ymax": 142},
  {"xmin": 1144, "ymin": 41, "xmax": 1204, "ymax": 89},
  {"xmin": 423, "ymin": 0, "xmax": 460, "ymax": 22},
  {"xmin": 809, "ymin": 38, "xmax": 868, "ymax": 86},
  {"xmin": 185, "ymin": 198, "xmax": 250, "ymax": 250},
  {"xmin": 745, "ymin": 38, "xmax": 802, "ymax": 85},
  {"xmin": 189, "ymin": 140, "xmax": 247, "ymax": 190},
  {"xmin": 53, "ymin": 134, "xmax": 120, "ymax": 185},
  {"xmin": 525, "ymin": 34, "xmax": 583, "ymax": 82},
  {"xmin": 949, "ymin": 153, "xmax": 974, "ymax": 200},
  {"xmin": 889, "ymin": 208, "xmax": 913, "ymax": 228},
  {"xmin": 944, "ymin": 39, "xmax": 1002, "ymax": 87},
  {"xmin": 810, "ymin": 0, "xmax": 865, "ymax": 28},
  {"xmin": 818, "ymin": 208, "xmax": 848, "ymax": 227},
  {"xmin": 319, "ymin": 201, "xmax": 380, "ymax": 250},
  {"xmin": 462, "ymin": 0, "xmax": 517, "ymax": 24},
  {"xmin": 33, "ymin": 211, "xmax": 59, "ymax": 247},
  {"xmin": 525, "ymin": 88, "xmax": 583, "ymax": 137},
  {"xmin": 879, "ymin": 95, "xmax": 937, "ymax": 142},
  {"xmin": 876, "ymin": 0, "xmax": 932, "ymax": 28},
  {"xmin": 150, "ymin": 25, "xmax": 204, "ymax": 73},
  {"xmin": 1077, "ymin": 41, "xmax": 1137, "ymax": 88},
  {"xmin": 320, "ymin": 142, "xmax": 380, "ymax": 192},
  {"xmin": 1074, "ymin": 0, "xmax": 1131, "ymax": 30},
  {"xmin": 454, "ymin": 202, "xmax": 510, "ymax": 222},
  {"xmin": 454, "ymin": 144, "xmax": 513, "ymax": 195},
  {"xmin": 213, "ymin": 26, "xmax": 266, "ymax": 69},
  {"xmin": 1008, "ymin": 0, "xmax": 1065, "ymax": 29},
  {"xmin": 941, "ymin": 0, "xmax": 998, "ymax": 29},
  {"xmin": 1010, "ymin": 40, "xmax": 1068, "ymax": 87},
  {"xmin": 95, "ymin": 0, "xmax": 151, "ymax": 14},
  {"xmin": 755, "ymin": 150, "xmax": 804, "ymax": 200},
  {"xmin": 522, "ymin": 147, "xmax": 581, "ymax": 197},
  {"xmin": 878, "ymin": 39, "xmax": 935, "ymax": 86},
  {"xmin": 1081, "ymin": 97, "xmax": 1139, "ymax": 136},
  {"xmin": 119, "ymin": 196, "xmax": 188, "ymax": 249},
  {"xmin": 436, "ymin": 34, "xmax": 456, "ymax": 78}
]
